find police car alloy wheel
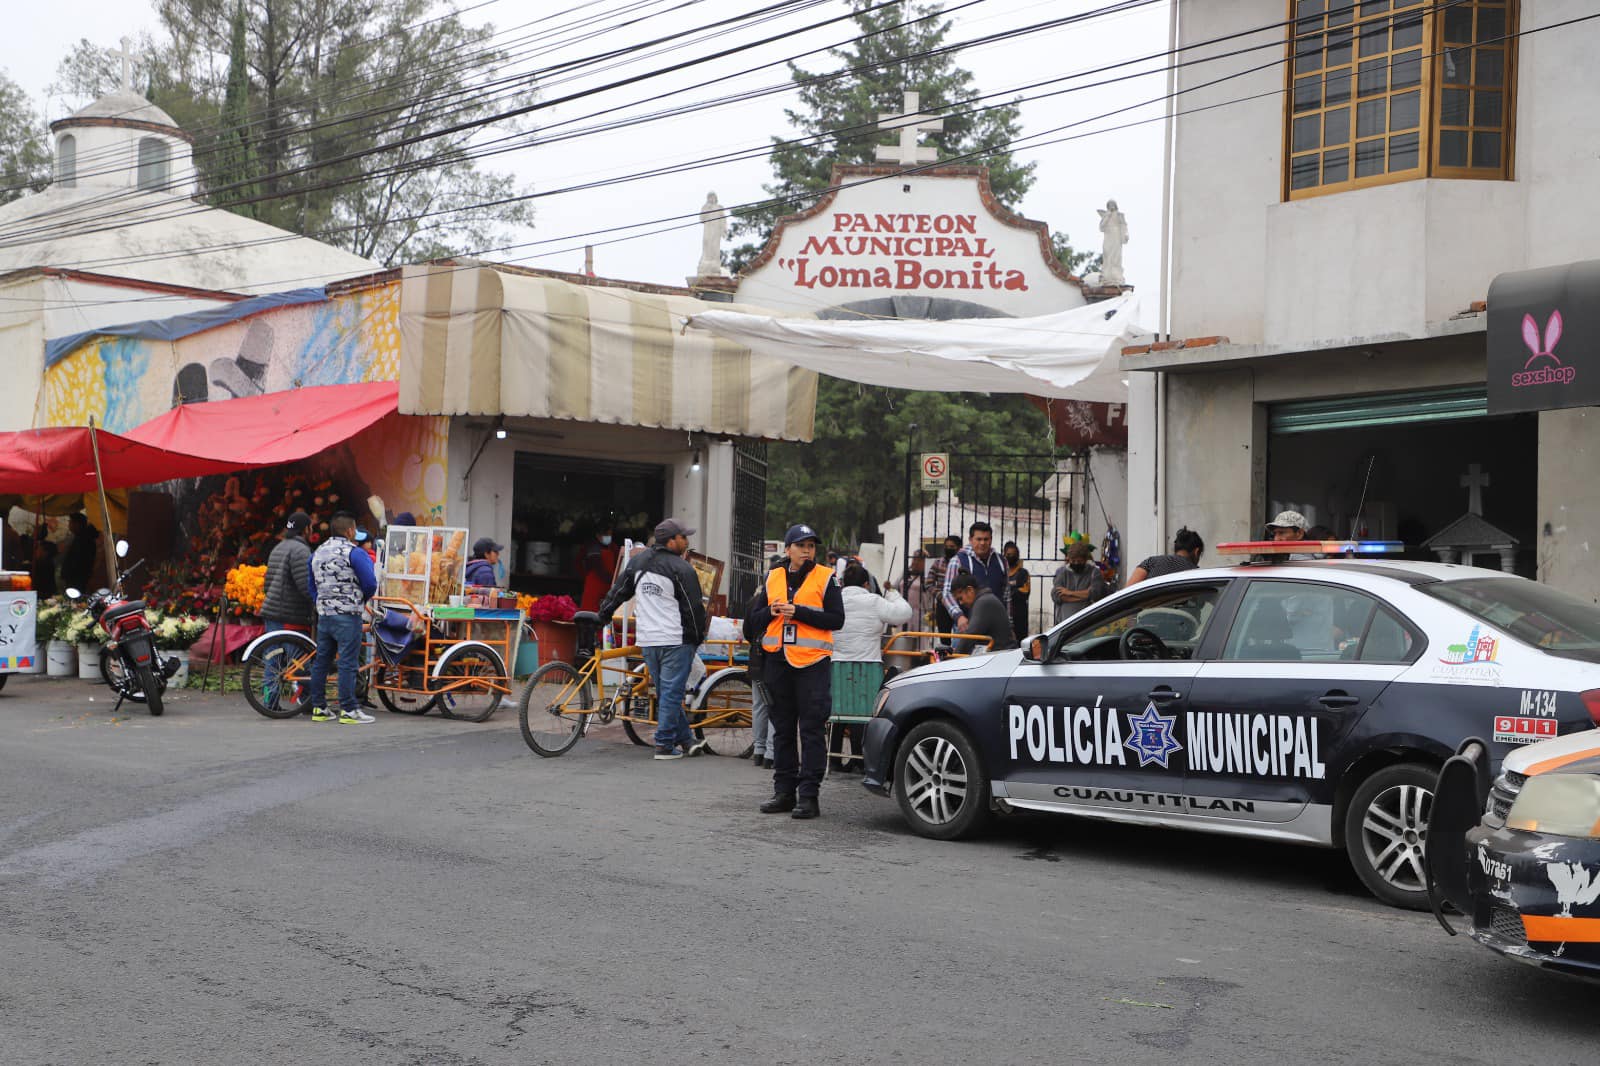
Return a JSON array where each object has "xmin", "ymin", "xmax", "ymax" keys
[
  {"xmin": 1343, "ymin": 763, "xmax": 1434, "ymax": 910},
  {"xmin": 893, "ymin": 720, "xmax": 990, "ymax": 840}
]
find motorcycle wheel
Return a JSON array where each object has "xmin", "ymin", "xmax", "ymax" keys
[
  {"xmin": 101, "ymin": 651, "xmax": 149, "ymax": 703},
  {"xmin": 136, "ymin": 661, "xmax": 164, "ymax": 716}
]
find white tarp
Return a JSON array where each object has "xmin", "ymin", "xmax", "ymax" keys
[{"xmin": 686, "ymin": 293, "xmax": 1148, "ymax": 403}]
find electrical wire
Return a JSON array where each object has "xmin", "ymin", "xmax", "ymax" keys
[{"xmin": 11, "ymin": 0, "xmax": 1580, "ymax": 302}]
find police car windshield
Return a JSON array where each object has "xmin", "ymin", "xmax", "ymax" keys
[{"xmin": 1424, "ymin": 577, "xmax": 1600, "ymax": 663}]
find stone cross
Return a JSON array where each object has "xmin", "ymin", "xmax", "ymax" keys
[
  {"xmin": 875, "ymin": 91, "xmax": 944, "ymax": 166},
  {"xmin": 111, "ymin": 36, "xmax": 142, "ymax": 94},
  {"xmin": 1461, "ymin": 463, "xmax": 1490, "ymax": 515}
]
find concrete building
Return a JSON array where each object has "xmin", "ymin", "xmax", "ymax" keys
[
  {"xmin": 0, "ymin": 86, "xmax": 378, "ymax": 431},
  {"xmin": 1126, "ymin": 0, "xmax": 1600, "ymax": 595}
]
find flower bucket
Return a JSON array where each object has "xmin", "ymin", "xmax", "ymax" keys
[
  {"xmin": 78, "ymin": 643, "xmax": 103, "ymax": 680},
  {"xmin": 532, "ymin": 620, "xmax": 576, "ymax": 666},
  {"xmin": 167, "ymin": 649, "xmax": 190, "ymax": 688},
  {"xmin": 514, "ymin": 635, "xmax": 541, "ymax": 677},
  {"xmin": 46, "ymin": 640, "xmax": 76, "ymax": 677}
]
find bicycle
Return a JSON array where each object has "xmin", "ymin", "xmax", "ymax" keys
[
  {"xmin": 241, "ymin": 598, "xmax": 509, "ymax": 722},
  {"xmin": 518, "ymin": 612, "xmax": 753, "ymax": 757}
]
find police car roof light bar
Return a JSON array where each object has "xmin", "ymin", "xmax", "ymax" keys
[{"xmin": 1214, "ymin": 540, "xmax": 1406, "ymax": 557}]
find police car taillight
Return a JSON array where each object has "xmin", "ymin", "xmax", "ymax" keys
[{"xmin": 1582, "ymin": 689, "xmax": 1600, "ymax": 728}]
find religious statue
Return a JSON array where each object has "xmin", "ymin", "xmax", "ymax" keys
[
  {"xmin": 1098, "ymin": 199, "xmax": 1129, "ymax": 287},
  {"xmin": 697, "ymin": 192, "xmax": 728, "ymax": 277}
]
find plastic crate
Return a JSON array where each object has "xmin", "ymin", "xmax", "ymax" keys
[{"xmin": 831, "ymin": 660, "xmax": 884, "ymax": 719}]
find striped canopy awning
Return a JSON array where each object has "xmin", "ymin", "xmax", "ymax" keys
[{"xmin": 399, "ymin": 263, "xmax": 816, "ymax": 441}]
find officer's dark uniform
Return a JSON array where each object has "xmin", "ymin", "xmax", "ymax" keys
[{"xmin": 743, "ymin": 527, "xmax": 844, "ymax": 818}]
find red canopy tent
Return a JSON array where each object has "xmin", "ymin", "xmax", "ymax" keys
[
  {"xmin": 122, "ymin": 381, "xmax": 399, "ymax": 464},
  {"xmin": 0, "ymin": 427, "xmax": 242, "ymax": 495},
  {"xmin": 0, "ymin": 382, "xmax": 400, "ymax": 495}
]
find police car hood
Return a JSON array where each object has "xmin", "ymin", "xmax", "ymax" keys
[
  {"xmin": 1503, "ymin": 728, "xmax": 1600, "ymax": 777},
  {"xmin": 891, "ymin": 650, "xmax": 1018, "ymax": 684}
]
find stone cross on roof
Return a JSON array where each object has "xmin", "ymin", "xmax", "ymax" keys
[
  {"xmin": 111, "ymin": 36, "xmax": 143, "ymax": 94},
  {"xmin": 875, "ymin": 91, "xmax": 944, "ymax": 166},
  {"xmin": 1461, "ymin": 462, "xmax": 1490, "ymax": 516}
]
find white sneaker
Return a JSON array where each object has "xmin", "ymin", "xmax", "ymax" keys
[{"xmin": 338, "ymin": 709, "xmax": 376, "ymax": 724}]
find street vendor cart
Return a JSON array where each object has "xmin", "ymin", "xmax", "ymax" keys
[
  {"xmin": 240, "ymin": 526, "xmax": 517, "ymax": 722},
  {"xmin": 0, "ymin": 572, "xmax": 37, "ymax": 691}
]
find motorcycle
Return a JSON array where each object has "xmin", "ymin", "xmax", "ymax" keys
[{"xmin": 67, "ymin": 542, "xmax": 180, "ymax": 716}]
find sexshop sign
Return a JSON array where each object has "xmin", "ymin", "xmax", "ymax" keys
[{"xmin": 1487, "ymin": 259, "xmax": 1600, "ymax": 414}]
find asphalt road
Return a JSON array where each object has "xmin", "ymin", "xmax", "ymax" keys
[{"xmin": 0, "ymin": 676, "xmax": 1595, "ymax": 1066}]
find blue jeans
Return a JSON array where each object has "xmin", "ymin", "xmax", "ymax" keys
[
  {"xmin": 308, "ymin": 613, "xmax": 362, "ymax": 714},
  {"xmin": 642, "ymin": 644, "xmax": 697, "ymax": 751}
]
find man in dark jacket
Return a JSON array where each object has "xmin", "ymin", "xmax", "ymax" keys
[
  {"xmin": 263, "ymin": 511, "xmax": 316, "ymax": 633},
  {"xmin": 951, "ymin": 571, "xmax": 1019, "ymax": 655},
  {"xmin": 941, "ymin": 521, "xmax": 1010, "ymax": 635},
  {"xmin": 598, "ymin": 519, "xmax": 708, "ymax": 760},
  {"xmin": 60, "ymin": 513, "xmax": 100, "ymax": 593},
  {"xmin": 743, "ymin": 523, "xmax": 846, "ymax": 820}
]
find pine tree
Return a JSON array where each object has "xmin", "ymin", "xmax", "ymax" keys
[
  {"xmin": 212, "ymin": 3, "xmax": 258, "ymax": 217},
  {"xmin": 730, "ymin": 0, "xmax": 1038, "ymax": 270}
]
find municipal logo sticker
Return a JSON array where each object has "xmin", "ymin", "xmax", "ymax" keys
[{"xmin": 1124, "ymin": 703, "xmax": 1184, "ymax": 768}]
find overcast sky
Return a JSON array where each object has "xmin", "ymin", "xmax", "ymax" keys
[{"xmin": 6, "ymin": 0, "xmax": 1170, "ymax": 308}]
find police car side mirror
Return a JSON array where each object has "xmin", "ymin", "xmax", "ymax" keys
[{"xmin": 1023, "ymin": 633, "xmax": 1048, "ymax": 663}]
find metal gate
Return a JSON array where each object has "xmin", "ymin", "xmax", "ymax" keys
[
  {"xmin": 728, "ymin": 441, "xmax": 768, "ymax": 613},
  {"xmin": 897, "ymin": 454, "xmax": 1088, "ymax": 631},
  {"xmin": 900, "ymin": 453, "xmax": 1085, "ymax": 562}
]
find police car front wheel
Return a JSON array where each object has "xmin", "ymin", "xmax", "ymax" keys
[
  {"xmin": 1343, "ymin": 762, "xmax": 1435, "ymax": 910},
  {"xmin": 893, "ymin": 720, "xmax": 990, "ymax": 840}
]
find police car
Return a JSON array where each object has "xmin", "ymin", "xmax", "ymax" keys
[
  {"xmin": 860, "ymin": 542, "xmax": 1600, "ymax": 909},
  {"xmin": 1430, "ymin": 727, "xmax": 1600, "ymax": 976}
]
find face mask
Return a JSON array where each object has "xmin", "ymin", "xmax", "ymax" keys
[
  {"xmin": 494, "ymin": 560, "xmax": 506, "ymax": 583},
  {"xmin": 1005, "ymin": 554, "xmax": 1019, "ymax": 565},
  {"xmin": 1070, "ymin": 562, "xmax": 1088, "ymax": 572},
  {"xmin": 599, "ymin": 535, "xmax": 612, "ymax": 546}
]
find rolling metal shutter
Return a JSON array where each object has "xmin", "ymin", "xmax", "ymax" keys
[{"xmin": 1269, "ymin": 385, "xmax": 1488, "ymax": 434}]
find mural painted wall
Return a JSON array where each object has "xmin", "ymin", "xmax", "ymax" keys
[{"xmin": 39, "ymin": 281, "xmax": 448, "ymax": 522}]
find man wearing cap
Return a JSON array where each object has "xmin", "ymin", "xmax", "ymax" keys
[
  {"xmin": 465, "ymin": 537, "xmax": 503, "ymax": 587},
  {"xmin": 262, "ymin": 510, "xmax": 316, "ymax": 638},
  {"xmin": 598, "ymin": 519, "xmax": 709, "ymax": 760},
  {"xmin": 743, "ymin": 524, "xmax": 846, "ymax": 820},
  {"xmin": 1267, "ymin": 510, "xmax": 1309, "ymax": 542},
  {"xmin": 1051, "ymin": 539, "xmax": 1109, "ymax": 625},
  {"xmin": 1266, "ymin": 510, "xmax": 1315, "ymax": 560}
]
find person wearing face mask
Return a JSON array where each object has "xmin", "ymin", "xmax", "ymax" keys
[
  {"xmin": 579, "ymin": 521, "xmax": 620, "ymax": 613},
  {"xmin": 1002, "ymin": 540, "xmax": 1031, "ymax": 641},
  {"xmin": 1052, "ymin": 539, "xmax": 1109, "ymax": 624}
]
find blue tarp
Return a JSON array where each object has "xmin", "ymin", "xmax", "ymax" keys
[{"xmin": 44, "ymin": 287, "xmax": 328, "ymax": 369}]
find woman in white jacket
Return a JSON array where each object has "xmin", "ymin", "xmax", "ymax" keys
[
  {"xmin": 836, "ymin": 563, "xmax": 914, "ymax": 662},
  {"xmin": 832, "ymin": 563, "xmax": 913, "ymax": 771}
]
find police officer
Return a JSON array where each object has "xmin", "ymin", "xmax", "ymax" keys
[{"xmin": 743, "ymin": 523, "xmax": 845, "ymax": 820}]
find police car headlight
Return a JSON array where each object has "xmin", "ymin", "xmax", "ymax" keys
[
  {"xmin": 1506, "ymin": 774, "xmax": 1600, "ymax": 837},
  {"xmin": 873, "ymin": 689, "xmax": 891, "ymax": 718}
]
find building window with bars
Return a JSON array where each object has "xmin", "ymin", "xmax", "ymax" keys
[{"xmin": 1286, "ymin": 0, "xmax": 1515, "ymax": 198}]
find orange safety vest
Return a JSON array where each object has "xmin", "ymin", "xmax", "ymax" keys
[{"xmin": 761, "ymin": 564, "xmax": 834, "ymax": 668}]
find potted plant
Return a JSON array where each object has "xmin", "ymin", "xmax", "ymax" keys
[
  {"xmin": 35, "ymin": 601, "xmax": 73, "ymax": 677},
  {"xmin": 527, "ymin": 595, "xmax": 579, "ymax": 666},
  {"xmin": 64, "ymin": 609, "xmax": 102, "ymax": 680},
  {"xmin": 153, "ymin": 612, "xmax": 209, "ymax": 687}
]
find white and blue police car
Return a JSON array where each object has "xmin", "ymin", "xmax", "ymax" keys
[{"xmin": 861, "ymin": 543, "xmax": 1600, "ymax": 909}]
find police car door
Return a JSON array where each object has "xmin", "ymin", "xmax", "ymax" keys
[
  {"xmin": 1186, "ymin": 579, "xmax": 1412, "ymax": 828},
  {"xmin": 998, "ymin": 580, "xmax": 1232, "ymax": 819}
]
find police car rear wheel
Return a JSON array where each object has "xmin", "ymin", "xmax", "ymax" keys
[
  {"xmin": 1344, "ymin": 762, "xmax": 1434, "ymax": 910},
  {"xmin": 894, "ymin": 720, "xmax": 989, "ymax": 840}
]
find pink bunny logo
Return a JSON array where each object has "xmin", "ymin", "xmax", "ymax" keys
[
  {"xmin": 1511, "ymin": 309, "xmax": 1576, "ymax": 387},
  {"xmin": 1522, "ymin": 310, "xmax": 1564, "ymax": 368}
]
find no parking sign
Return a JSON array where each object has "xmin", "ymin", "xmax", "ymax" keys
[{"xmin": 920, "ymin": 452, "xmax": 950, "ymax": 491}]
